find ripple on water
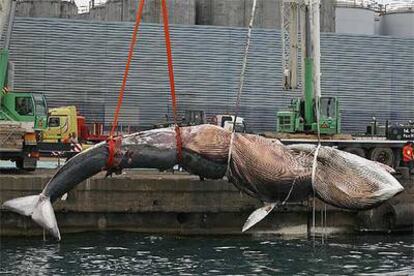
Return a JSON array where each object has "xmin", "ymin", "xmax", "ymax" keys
[
  {"xmin": 377, "ymin": 251, "xmax": 402, "ymax": 256},
  {"xmin": 0, "ymin": 233, "xmax": 412, "ymax": 275},
  {"xmin": 105, "ymin": 247, "xmax": 128, "ymax": 251}
]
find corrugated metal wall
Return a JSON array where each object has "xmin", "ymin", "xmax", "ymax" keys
[{"xmin": 6, "ymin": 17, "xmax": 414, "ymax": 133}]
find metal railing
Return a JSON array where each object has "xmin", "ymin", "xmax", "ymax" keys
[{"xmin": 336, "ymin": 0, "xmax": 378, "ymax": 10}]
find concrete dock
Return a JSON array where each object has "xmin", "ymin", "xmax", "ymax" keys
[{"xmin": 0, "ymin": 169, "xmax": 413, "ymax": 238}]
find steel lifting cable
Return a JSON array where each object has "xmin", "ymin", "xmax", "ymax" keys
[
  {"xmin": 226, "ymin": 0, "xmax": 258, "ymax": 173},
  {"xmin": 106, "ymin": 0, "xmax": 145, "ymax": 169},
  {"xmin": 309, "ymin": 0, "xmax": 323, "ymax": 241},
  {"xmin": 161, "ymin": 0, "xmax": 183, "ymax": 162}
]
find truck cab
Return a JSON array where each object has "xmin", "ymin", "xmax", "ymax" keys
[
  {"xmin": 213, "ymin": 114, "xmax": 246, "ymax": 132},
  {"xmin": 0, "ymin": 91, "xmax": 48, "ymax": 130},
  {"xmin": 42, "ymin": 105, "xmax": 78, "ymax": 143},
  {"xmin": 42, "ymin": 105, "xmax": 108, "ymax": 145}
]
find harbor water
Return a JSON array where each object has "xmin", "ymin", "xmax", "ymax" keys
[{"xmin": 1, "ymin": 232, "xmax": 413, "ymax": 275}]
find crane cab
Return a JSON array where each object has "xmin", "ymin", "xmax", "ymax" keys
[
  {"xmin": 0, "ymin": 91, "xmax": 48, "ymax": 130},
  {"xmin": 277, "ymin": 96, "xmax": 340, "ymax": 135}
]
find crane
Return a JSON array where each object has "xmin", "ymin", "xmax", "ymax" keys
[{"xmin": 277, "ymin": 0, "xmax": 341, "ymax": 135}]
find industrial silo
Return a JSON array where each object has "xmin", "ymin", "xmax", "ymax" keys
[
  {"xmin": 196, "ymin": 0, "xmax": 335, "ymax": 31},
  {"xmin": 380, "ymin": 2, "xmax": 414, "ymax": 38},
  {"xmin": 196, "ymin": 0, "xmax": 259, "ymax": 28},
  {"xmin": 15, "ymin": 0, "xmax": 78, "ymax": 18},
  {"xmin": 130, "ymin": 0, "xmax": 196, "ymax": 25},
  {"xmin": 335, "ymin": 0, "xmax": 377, "ymax": 35},
  {"xmin": 210, "ymin": 0, "xmax": 246, "ymax": 27},
  {"xmin": 87, "ymin": 0, "xmax": 196, "ymax": 25},
  {"xmin": 243, "ymin": 0, "xmax": 282, "ymax": 29}
]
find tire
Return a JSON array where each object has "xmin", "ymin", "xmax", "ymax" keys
[
  {"xmin": 15, "ymin": 158, "xmax": 24, "ymax": 170},
  {"xmin": 15, "ymin": 157, "xmax": 36, "ymax": 171},
  {"xmin": 343, "ymin": 147, "xmax": 366, "ymax": 158},
  {"xmin": 369, "ymin": 147, "xmax": 394, "ymax": 167}
]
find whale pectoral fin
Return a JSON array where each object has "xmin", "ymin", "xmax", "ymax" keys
[
  {"xmin": 61, "ymin": 193, "xmax": 68, "ymax": 201},
  {"xmin": 242, "ymin": 202, "xmax": 277, "ymax": 232},
  {"xmin": 2, "ymin": 195, "xmax": 39, "ymax": 216},
  {"xmin": 31, "ymin": 198, "xmax": 61, "ymax": 241}
]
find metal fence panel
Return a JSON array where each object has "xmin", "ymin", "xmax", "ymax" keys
[{"xmin": 6, "ymin": 17, "xmax": 414, "ymax": 133}]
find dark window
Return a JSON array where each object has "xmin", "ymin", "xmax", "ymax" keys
[
  {"xmin": 221, "ymin": 116, "xmax": 233, "ymax": 127},
  {"xmin": 34, "ymin": 94, "xmax": 47, "ymax": 116},
  {"xmin": 15, "ymin": 96, "xmax": 34, "ymax": 116},
  {"xmin": 320, "ymin": 97, "xmax": 336, "ymax": 118},
  {"xmin": 48, "ymin": 117, "xmax": 60, "ymax": 127}
]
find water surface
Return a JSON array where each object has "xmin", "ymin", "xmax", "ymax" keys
[{"xmin": 1, "ymin": 232, "xmax": 413, "ymax": 275}]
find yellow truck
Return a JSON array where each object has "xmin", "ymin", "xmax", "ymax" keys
[
  {"xmin": 42, "ymin": 106, "xmax": 78, "ymax": 143},
  {"xmin": 42, "ymin": 105, "xmax": 108, "ymax": 144}
]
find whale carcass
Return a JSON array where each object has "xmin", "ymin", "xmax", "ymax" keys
[{"xmin": 2, "ymin": 125, "xmax": 404, "ymax": 240}]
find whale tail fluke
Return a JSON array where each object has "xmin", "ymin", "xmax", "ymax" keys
[
  {"xmin": 2, "ymin": 195, "xmax": 61, "ymax": 241},
  {"xmin": 2, "ymin": 195, "xmax": 39, "ymax": 216}
]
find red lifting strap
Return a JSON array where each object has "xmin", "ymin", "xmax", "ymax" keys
[
  {"xmin": 161, "ymin": 0, "xmax": 183, "ymax": 162},
  {"xmin": 105, "ymin": 138, "xmax": 116, "ymax": 169},
  {"xmin": 105, "ymin": 136, "xmax": 123, "ymax": 169},
  {"xmin": 110, "ymin": 0, "xmax": 145, "ymax": 137},
  {"xmin": 106, "ymin": 0, "xmax": 145, "ymax": 169},
  {"xmin": 107, "ymin": 0, "xmax": 183, "ymax": 168}
]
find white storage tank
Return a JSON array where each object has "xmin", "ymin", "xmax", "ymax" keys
[
  {"xmin": 196, "ymin": 0, "xmax": 334, "ymax": 31},
  {"xmin": 380, "ymin": 2, "xmax": 414, "ymax": 38},
  {"xmin": 336, "ymin": 0, "xmax": 377, "ymax": 35}
]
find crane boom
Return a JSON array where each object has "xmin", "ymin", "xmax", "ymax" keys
[
  {"xmin": 0, "ymin": 0, "xmax": 15, "ymax": 90},
  {"xmin": 0, "ymin": 0, "xmax": 12, "ymax": 42},
  {"xmin": 278, "ymin": 0, "xmax": 340, "ymax": 135},
  {"xmin": 281, "ymin": 0, "xmax": 320, "ymax": 96},
  {"xmin": 281, "ymin": 0, "xmax": 300, "ymax": 90}
]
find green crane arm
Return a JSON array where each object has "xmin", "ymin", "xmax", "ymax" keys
[
  {"xmin": 0, "ymin": 49, "xmax": 9, "ymax": 91},
  {"xmin": 0, "ymin": 0, "xmax": 15, "ymax": 92}
]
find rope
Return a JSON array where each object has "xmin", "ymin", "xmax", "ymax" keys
[
  {"xmin": 226, "ymin": 0, "xmax": 257, "ymax": 174},
  {"xmin": 161, "ymin": 0, "xmax": 182, "ymax": 162},
  {"xmin": 282, "ymin": 177, "xmax": 298, "ymax": 205}
]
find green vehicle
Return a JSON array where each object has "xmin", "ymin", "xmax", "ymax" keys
[
  {"xmin": 0, "ymin": 0, "xmax": 48, "ymax": 170},
  {"xmin": 277, "ymin": 1, "xmax": 341, "ymax": 135},
  {"xmin": 0, "ymin": 86, "xmax": 48, "ymax": 130},
  {"xmin": 277, "ymin": 96, "xmax": 341, "ymax": 135}
]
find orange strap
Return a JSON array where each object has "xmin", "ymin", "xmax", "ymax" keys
[
  {"xmin": 106, "ymin": 138, "xmax": 116, "ymax": 168},
  {"xmin": 110, "ymin": 0, "xmax": 145, "ymax": 136},
  {"xmin": 161, "ymin": 0, "xmax": 182, "ymax": 162},
  {"xmin": 105, "ymin": 136, "xmax": 122, "ymax": 169},
  {"xmin": 106, "ymin": 0, "xmax": 145, "ymax": 168},
  {"xmin": 107, "ymin": 0, "xmax": 182, "ymax": 167}
]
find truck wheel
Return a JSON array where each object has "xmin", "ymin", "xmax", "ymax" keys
[
  {"xmin": 369, "ymin": 147, "xmax": 394, "ymax": 167},
  {"xmin": 15, "ymin": 157, "xmax": 37, "ymax": 171},
  {"xmin": 343, "ymin": 147, "xmax": 366, "ymax": 158},
  {"xmin": 15, "ymin": 158, "xmax": 24, "ymax": 170}
]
